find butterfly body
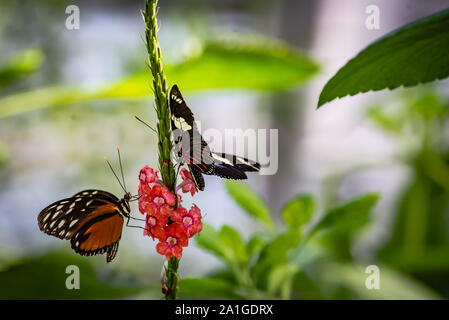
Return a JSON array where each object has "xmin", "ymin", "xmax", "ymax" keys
[
  {"xmin": 169, "ymin": 84, "xmax": 260, "ymax": 191},
  {"xmin": 38, "ymin": 190, "xmax": 131, "ymax": 262}
]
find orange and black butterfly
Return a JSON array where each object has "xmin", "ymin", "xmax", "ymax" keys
[{"xmin": 37, "ymin": 148, "xmax": 145, "ymax": 263}]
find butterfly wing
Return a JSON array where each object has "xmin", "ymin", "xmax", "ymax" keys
[
  {"xmin": 212, "ymin": 163, "xmax": 248, "ymax": 180},
  {"xmin": 170, "ymin": 85, "xmax": 215, "ymax": 175},
  {"xmin": 38, "ymin": 189, "xmax": 124, "ymax": 263},
  {"xmin": 189, "ymin": 166, "xmax": 205, "ymax": 191},
  {"xmin": 69, "ymin": 203, "xmax": 124, "ymax": 263},
  {"xmin": 212, "ymin": 153, "xmax": 261, "ymax": 173},
  {"xmin": 170, "ymin": 84, "xmax": 261, "ymax": 186},
  {"xmin": 170, "ymin": 85, "xmax": 196, "ymax": 132}
]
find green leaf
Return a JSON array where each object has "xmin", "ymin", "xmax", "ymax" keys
[
  {"xmin": 246, "ymin": 234, "xmax": 267, "ymax": 258},
  {"xmin": 166, "ymin": 38, "xmax": 318, "ymax": 91},
  {"xmin": 282, "ymin": 194, "xmax": 316, "ymax": 229},
  {"xmin": 195, "ymin": 224, "xmax": 229, "ymax": 262},
  {"xmin": 0, "ymin": 251, "xmax": 142, "ymax": 299},
  {"xmin": 218, "ymin": 225, "xmax": 247, "ymax": 265},
  {"xmin": 318, "ymin": 9, "xmax": 449, "ymax": 107},
  {"xmin": 267, "ymin": 263, "xmax": 298, "ymax": 299},
  {"xmin": 0, "ymin": 37, "xmax": 318, "ymax": 119},
  {"xmin": 179, "ymin": 277, "xmax": 245, "ymax": 299},
  {"xmin": 251, "ymin": 230, "xmax": 302, "ymax": 288},
  {"xmin": 225, "ymin": 180, "xmax": 274, "ymax": 232},
  {"xmin": 291, "ymin": 271, "xmax": 325, "ymax": 299},
  {"xmin": 307, "ymin": 194, "xmax": 379, "ymax": 239},
  {"xmin": 0, "ymin": 48, "xmax": 44, "ymax": 87}
]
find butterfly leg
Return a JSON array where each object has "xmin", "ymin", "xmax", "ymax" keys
[
  {"xmin": 125, "ymin": 216, "xmax": 155, "ymax": 237},
  {"xmin": 129, "ymin": 215, "xmax": 146, "ymax": 222}
]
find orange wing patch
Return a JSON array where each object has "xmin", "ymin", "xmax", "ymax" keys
[
  {"xmin": 70, "ymin": 203, "xmax": 124, "ymax": 262},
  {"xmin": 80, "ymin": 213, "xmax": 124, "ymax": 252}
]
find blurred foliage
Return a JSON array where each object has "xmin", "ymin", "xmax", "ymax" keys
[
  {"xmin": 0, "ymin": 251, "xmax": 143, "ymax": 299},
  {"xmin": 365, "ymin": 88, "xmax": 449, "ymax": 298},
  {"xmin": 179, "ymin": 181, "xmax": 440, "ymax": 299},
  {"xmin": 0, "ymin": 37, "xmax": 318, "ymax": 119},
  {"xmin": 0, "ymin": 48, "xmax": 44, "ymax": 88},
  {"xmin": 0, "ymin": 142, "xmax": 8, "ymax": 167},
  {"xmin": 225, "ymin": 180, "xmax": 275, "ymax": 233},
  {"xmin": 318, "ymin": 8, "xmax": 449, "ymax": 107}
]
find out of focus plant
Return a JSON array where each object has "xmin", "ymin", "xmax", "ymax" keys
[
  {"xmin": 0, "ymin": 37, "xmax": 318, "ymax": 119},
  {"xmin": 364, "ymin": 88, "xmax": 449, "ymax": 298},
  {"xmin": 0, "ymin": 251, "xmax": 143, "ymax": 299},
  {"xmin": 0, "ymin": 142, "xmax": 8, "ymax": 167},
  {"xmin": 178, "ymin": 180, "xmax": 440, "ymax": 299},
  {"xmin": 0, "ymin": 48, "xmax": 44, "ymax": 88}
]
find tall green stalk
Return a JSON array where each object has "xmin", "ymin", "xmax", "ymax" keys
[{"xmin": 142, "ymin": 0, "xmax": 179, "ymax": 300}]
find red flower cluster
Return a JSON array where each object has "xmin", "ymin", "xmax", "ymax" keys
[{"xmin": 138, "ymin": 166, "xmax": 203, "ymax": 260}]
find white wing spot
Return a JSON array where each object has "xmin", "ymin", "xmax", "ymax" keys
[
  {"xmin": 171, "ymin": 114, "xmax": 192, "ymax": 130},
  {"xmin": 86, "ymin": 200, "xmax": 93, "ymax": 206},
  {"xmin": 58, "ymin": 220, "xmax": 65, "ymax": 228},
  {"xmin": 69, "ymin": 219, "xmax": 78, "ymax": 228}
]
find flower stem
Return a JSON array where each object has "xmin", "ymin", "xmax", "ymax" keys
[
  {"xmin": 165, "ymin": 257, "xmax": 180, "ymax": 300},
  {"xmin": 142, "ymin": 0, "xmax": 179, "ymax": 300}
]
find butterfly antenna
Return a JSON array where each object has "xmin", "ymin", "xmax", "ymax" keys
[
  {"xmin": 174, "ymin": 162, "xmax": 182, "ymax": 183},
  {"xmin": 104, "ymin": 156, "xmax": 127, "ymax": 193},
  {"xmin": 116, "ymin": 146, "xmax": 127, "ymax": 192},
  {"xmin": 135, "ymin": 116, "xmax": 157, "ymax": 133}
]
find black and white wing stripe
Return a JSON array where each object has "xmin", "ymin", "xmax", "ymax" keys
[
  {"xmin": 211, "ymin": 153, "xmax": 260, "ymax": 180},
  {"xmin": 212, "ymin": 153, "xmax": 260, "ymax": 172},
  {"xmin": 170, "ymin": 84, "xmax": 195, "ymax": 132},
  {"xmin": 170, "ymin": 84, "xmax": 215, "ymax": 174}
]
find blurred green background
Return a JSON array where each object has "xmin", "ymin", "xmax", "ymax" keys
[{"xmin": 1, "ymin": 0, "xmax": 449, "ymax": 299}]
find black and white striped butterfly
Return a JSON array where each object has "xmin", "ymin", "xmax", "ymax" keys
[{"xmin": 169, "ymin": 84, "xmax": 260, "ymax": 191}]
